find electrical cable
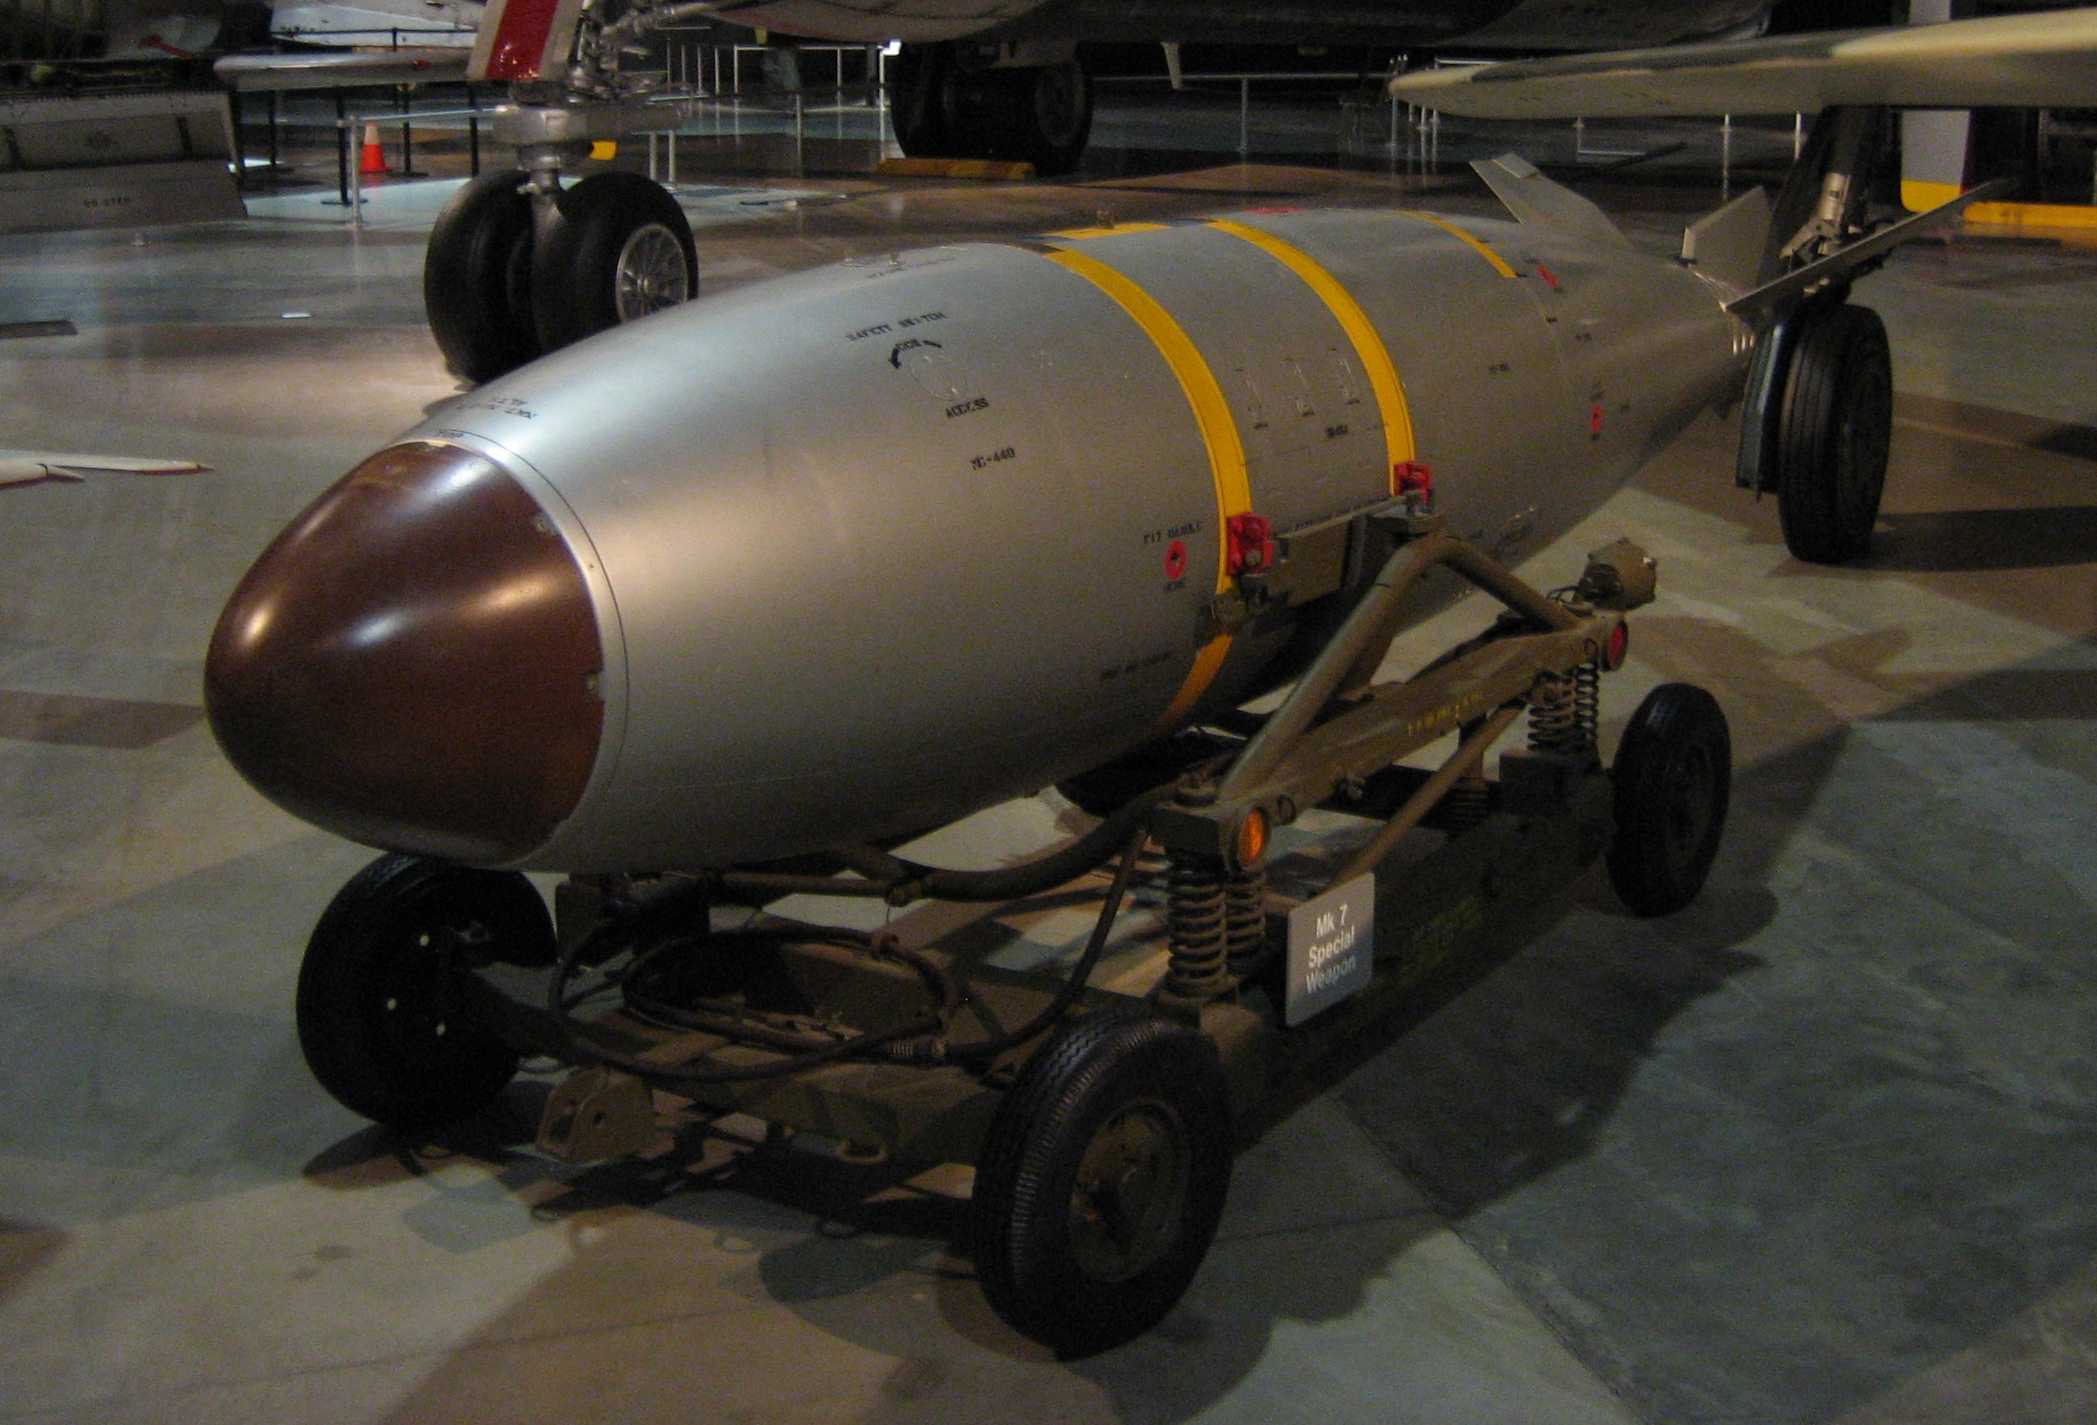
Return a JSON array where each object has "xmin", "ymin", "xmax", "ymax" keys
[{"xmin": 947, "ymin": 828, "xmax": 1146, "ymax": 1066}]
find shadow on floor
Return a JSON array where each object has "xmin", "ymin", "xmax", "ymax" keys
[{"xmin": 1872, "ymin": 506, "xmax": 2097, "ymax": 574}]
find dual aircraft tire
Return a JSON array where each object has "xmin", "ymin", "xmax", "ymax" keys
[
  {"xmin": 892, "ymin": 44, "xmax": 1093, "ymax": 175},
  {"xmin": 423, "ymin": 169, "xmax": 539, "ymax": 384},
  {"xmin": 425, "ymin": 170, "xmax": 698, "ymax": 385}
]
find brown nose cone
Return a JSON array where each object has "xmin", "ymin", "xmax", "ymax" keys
[{"xmin": 206, "ymin": 442, "xmax": 605, "ymax": 864}]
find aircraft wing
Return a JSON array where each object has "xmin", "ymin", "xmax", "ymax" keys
[
  {"xmin": 215, "ymin": 49, "xmax": 470, "ymax": 91},
  {"xmin": 1389, "ymin": 8, "xmax": 2097, "ymax": 118},
  {"xmin": 0, "ymin": 453, "xmax": 208, "ymax": 487}
]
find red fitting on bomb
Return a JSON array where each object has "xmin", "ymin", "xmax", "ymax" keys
[
  {"xmin": 1226, "ymin": 513, "xmax": 1275, "ymax": 577},
  {"xmin": 1394, "ymin": 460, "xmax": 1434, "ymax": 507}
]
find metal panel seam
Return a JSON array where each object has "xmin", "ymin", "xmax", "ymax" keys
[
  {"xmin": 1039, "ymin": 243, "xmax": 1251, "ymax": 731},
  {"xmin": 1204, "ymin": 219, "xmax": 1419, "ymax": 491}
]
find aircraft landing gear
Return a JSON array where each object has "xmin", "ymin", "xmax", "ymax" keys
[
  {"xmin": 425, "ymin": 170, "xmax": 540, "ymax": 384},
  {"xmin": 531, "ymin": 171, "xmax": 697, "ymax": 354},
  {"xmin": 1773, "ymin": 302, "xmax": 1893, "ymax": 564},
  {"xmin": 424, "ymin": 121, "xmax": 698, "ymax": 384},
  {"xmin": 890, "ymin": 44, "xmax": 956, "ymax": 158},
  {"xmin": 1734, "ymin": 106, "xmax": 1902, "ymax": 564},
  {"xmin": 892, "ymin": 43, "xmax": 1094, "ymax": 175}
]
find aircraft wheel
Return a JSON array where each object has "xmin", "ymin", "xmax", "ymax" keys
[
  {"xmin": 941, "ymin": 59, "xmax": 1092, "ymax": 174},
  {"xmin": 296, "ymin": 853, "xmax": 554, "ymax": 1127},
  {"xmin": 1608, "ymin": 684, "xmax": 1731, "ymax": 917},
  {"xmin": 532, "ymin": 172, "xmax": 697, "ymax": 354},
  {"xmin": 424, "ymin": 169, "xmax": 542, "ymax": 383},
  {"xmin": 1775, "ymin": 302, "xmax": 1892, "ymax": 564},
  {"xmin": 1012, "ymin": 59, "xmax": 1092, "ymax": 175},
  {"xmin": 973, "ymin": 1008, "xmax": 1231, "ymax": 1355},
  {"xmin": 890, "ymin": 43, "xmax": 955, "ymax": 156}
]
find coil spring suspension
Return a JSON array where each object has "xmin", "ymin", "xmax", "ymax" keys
[
  {"xmin": 1165, "ymin": 855, "xmax": 1234, "ymax": 1002},
  {"xmin": 1573, "ymin": 658, "xmax": 1600, "ymax": 755},
  {"xmin": 1225, "ymin": 866, "xmax": 1268, "ymax": 978},
  {"xmin": 1528, "ymin": 659, "xmax": 1601, "ymax": 760}
]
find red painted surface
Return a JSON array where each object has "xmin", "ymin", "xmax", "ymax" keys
[
  {"xmin": 1605, "ymin": 621, "xmax": 1630, "ymax": 670},
  {"xmin": 1225, "ymin": 513, "xmax": 1274, "ymax": 576},
  {"xmin": 483, "ymin": 0, "xmax": 565, "ymax": 81}
]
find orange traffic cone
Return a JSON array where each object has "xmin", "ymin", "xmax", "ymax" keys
[{"xmin": 358, "ymin": 123, "xmax": 387, "ymax": 177}]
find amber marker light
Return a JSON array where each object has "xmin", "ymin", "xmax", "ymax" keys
[{"xmin": 1235, "ymin": 809, "xmax": 1270, "ymax": 869}]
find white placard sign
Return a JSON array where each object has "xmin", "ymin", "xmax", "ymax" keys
[{"xmin": 1284, "ymin": 873, "xmax": 1375, "ymax": 1027}]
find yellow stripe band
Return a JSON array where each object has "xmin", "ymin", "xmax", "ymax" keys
[
  {"xmin": 1042, "ymin": 244, "xmax": 1251, "ymax": 729},
  {"xmin": 1402, "ymin": 210, "xmax": 1518, "ymax": 278},
  {"xmin": 1047, "ymin": 222, "xmax": 1170, "ymax": 240},
  {"xmin": 1205, "ymin": 219, "xmax": 1418, "ymax": 490}
]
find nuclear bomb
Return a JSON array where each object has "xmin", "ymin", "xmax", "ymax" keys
[{"xmin": 206, "ymin": 177, "xmax": 1753, "ymax": 871}]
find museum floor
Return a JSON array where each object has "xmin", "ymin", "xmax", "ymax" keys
[{"xmin": 3, "ymin": 89, "xmax": 2096, "ymax": 1424}]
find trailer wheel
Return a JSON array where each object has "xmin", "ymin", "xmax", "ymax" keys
[
  {"xmin": 1775, "ymin": 302, "xmax": 1892, "ymax": 564},
  {"xmin": 532, "ymin": 172, "xmax": 697, "ymax": 354},
  {"xmin": 1608, "ymin": 684, "xmax": 1731, "ymax": 917},
  {"xmin": 424, "ymin": 169, "xmax": 542, "ymax": 383},
  {"xmin": 296, "ymin": 854, "xmax": 554, "ymax": 1127},
  {"xmin": 973, "ymin": 1008, "xmax": 1231, "ymax": 1355}
]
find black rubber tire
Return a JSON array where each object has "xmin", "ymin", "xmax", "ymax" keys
[
  {"xmin": 890, "ymin": 44, "xmax": 955, "ymax": 157},
  {"xmin": 941, "ymin": 59, "xmax": 1092, "ymax": 174},
  {"xmin": 1006, "ymin": 60, "xmax": 1092, "ymax": 175},
  {"xmin": 296, "ymin": 853, "xmax": 555, "ymax": 1128},
  {"xmin": 424, "ymin": 169, "xmax": 542, "ymax": 384},
  {"xmin": 973, "ymin": 1007, "xmax": 1232, "ymax": 1355},
  {"xmin": 1608, "ymin": 684, "xmax": 1732, "ymax": 917},
  {"xmin": 531, "ymin": 172, "xmax": 697, "ymax": 355},
  {"xmin": 1775, "ymin": 302, "xmax": 1893, "ymax": 564}
]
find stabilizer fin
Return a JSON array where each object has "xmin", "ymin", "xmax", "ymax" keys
[
  {"xmin": 1679, "ymin": 187, "xmax": 1772, "ymax": 292},
  {"xmin": 1470, "ymin": 154, "xmax": 1631, "ymax": 249}
]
